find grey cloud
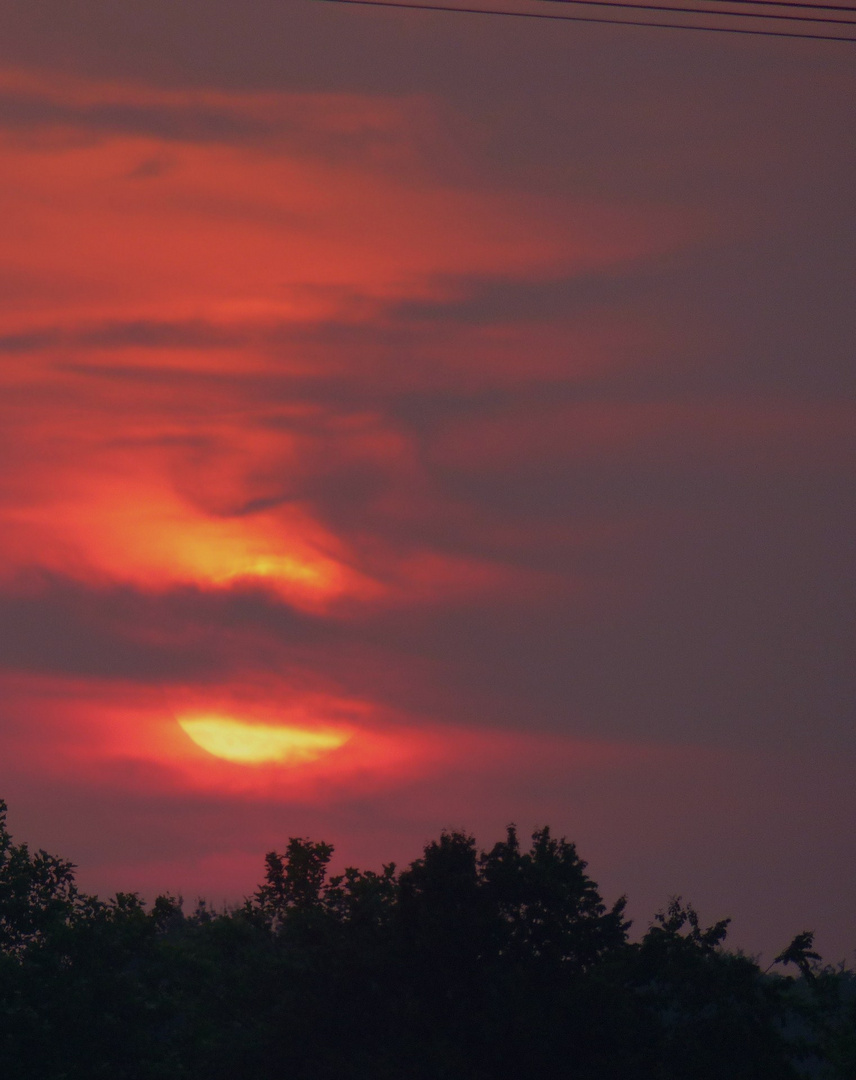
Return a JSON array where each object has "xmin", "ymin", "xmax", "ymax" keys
[
  {"xmin": 14, "ymin": 311, "xmax": 417, "ymax": 360},
  {"xmin": 126, "ymin": 156, "xmax": 174, "ymax": 179},
  {"xmin": 389, "ymin": 268, "xmax": 646, "ymax": 327},
  {"xmin": 0, "ymin": 582, "xmax": 208, "ymax": 682},
  {"xmin": 1, "ymin": 1, "xmax": 852, "ymax": 211},
  {"xmin": 0, "ymin": 91, "xmax": 268, "ymax": 143},
  {"xmin": 1, "ymin": 319, "xmax": 245, "ymax": 354},
  {"xmin": 21, "ymin": 208, "xmax": 852, "ymax": 411},
  {"xmin": 0, "ymin": 87, "xmax": 414, "ymax": 172},
  {"xmin": 0, "ymin": 573, "xmax": 325, "ymax": 683},
  {"xmin": 337, "ymin": 481, "xmax": 856, "ymax": 751},
  {"xmin": 384, "ymin": 226, "xmax": 856, "ymax": 400}
]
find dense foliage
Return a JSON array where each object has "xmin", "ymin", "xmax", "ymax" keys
[{"xmin": 0, "ymin": 798, "xmax": 852, "ymax": 1079}]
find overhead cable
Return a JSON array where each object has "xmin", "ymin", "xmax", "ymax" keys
[
  {"xmin": 541, "ymin": 0, "xmax": 856, "ymax": 25},
  {"xmin": 688, "ymin": 0, "xmax": 856, "ymax": 11},
  {"xmin": 312, "ymin": 0, "xmax": 856, "ymax": 40}
]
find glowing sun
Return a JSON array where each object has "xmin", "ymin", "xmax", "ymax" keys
[{"xmin": 178, "ymin": 715, "xmax": 349, "ymax": 765}]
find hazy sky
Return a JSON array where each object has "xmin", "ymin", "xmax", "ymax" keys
[{"xmin": 0, "ymin": 1, "xmax": 853, "ymax": 960}]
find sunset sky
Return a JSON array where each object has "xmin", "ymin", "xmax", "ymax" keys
[{"xmin": 1, "ymin": 2, "xmax": 853, "ymax": 960}]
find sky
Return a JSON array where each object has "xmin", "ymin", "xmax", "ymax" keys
[{"xmin": 0, "ymin": 1, "xmax": 853, "ymax": 961}]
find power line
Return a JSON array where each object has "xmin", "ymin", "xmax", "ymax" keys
[
  {"xmin": 311, "ymin": 0, "xmax": 856, "ymax": 39},
  {"xmin": 692, "ymin": 0, "xmax": 856, "ymax": 11},
  {"xmin": 541, "ymin": 0, "xmax": 856, "ymax": 25}
]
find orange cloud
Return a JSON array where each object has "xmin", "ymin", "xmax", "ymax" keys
[
  {"xmin": 0, "ymin": 63, "xmax": 698, "ymax": 620},
  {"xmin": 0, "ymin": 64, "xmax": 695, "ymax": 336}
]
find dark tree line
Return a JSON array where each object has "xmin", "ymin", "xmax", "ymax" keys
[{"xmin": 0, "ymin": 797, "xmax": 853, "ymax": 1079}]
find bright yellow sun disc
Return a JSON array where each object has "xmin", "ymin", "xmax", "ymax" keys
[{"xmin": 178, "ymin": 716, "xmax": 348, "ymax": 765}]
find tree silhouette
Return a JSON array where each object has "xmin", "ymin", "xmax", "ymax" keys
[
  {"xmin": 0, "ymin": 798, "xmax": 850, "ymax": 1079},
  {"xmin": 253, "ymin": 837, "xmax": 335, "ymax": 922},
  {"xmin": 773, "ymin": 930, "xmax": 822, "ymax": 982},
  {"xmin": 0, "ymin": 797, "xmax": 81, "ymax": 956}
]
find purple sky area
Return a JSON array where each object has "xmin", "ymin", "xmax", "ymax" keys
[{"xmin": 0, "ymin": 1, "xmax": 853, "ymax": 961}]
